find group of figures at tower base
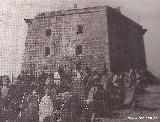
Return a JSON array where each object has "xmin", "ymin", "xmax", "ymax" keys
[{"xmin": 0, "ymin": 65, "xmax": 147, "ymax": 122}]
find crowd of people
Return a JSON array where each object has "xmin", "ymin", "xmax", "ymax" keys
[{"xmin": 0, "ymin": 65, "xmax": 147, "ymax": 122}]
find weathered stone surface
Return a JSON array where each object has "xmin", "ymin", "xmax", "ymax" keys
[
  {"xmin": 22, "ymin": 6, "xmax": 146, "ymax": 76},
  {"xmin": 107, "ymin": 7, "xmax": 147, "ymax": 73}
]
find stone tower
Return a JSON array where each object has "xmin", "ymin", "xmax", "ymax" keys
[{"xmin": 22, "ymin": 6, "xmax": 147, "ymax": 76}]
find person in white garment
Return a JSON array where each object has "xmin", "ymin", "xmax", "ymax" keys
[
  {"xmin": 39, "ymin": 89, "xmax": 53, "ymax": 122},
  {"xmin": 54, "ymin": 72, "xmax": 61, "ymax": 86},
  {"xmin": 86, "ymin": 85, "xmax": 97, "ymax": 105},
  {"xmin": 72, "ymin": 69, "xmax": 84, "ymax": 99},
  {"xmin": 112, "ymin": 74, "xmax": 118, "ymax": 86}
]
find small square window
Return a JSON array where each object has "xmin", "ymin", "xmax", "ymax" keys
[
  {"xmin": 46, "ymin": 29, "xmax": 51, "ymax": 37},
  {"xmin": 45, "ymin": 47, "xmax": 50, "ymax": 56},
  {"xmin": 77, "ymin": 25, "xmax": 83, "ymax": 35},
  {"xmin": 76, "ymin": 45, "xmax": 82, "ymax": 55}
]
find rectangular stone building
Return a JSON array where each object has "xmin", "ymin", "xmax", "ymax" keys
[{"xmin": 22, "ymin": 6, "xmax": 147, "ymax": 76}]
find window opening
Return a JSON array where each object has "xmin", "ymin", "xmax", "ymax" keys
[
  {"xmin": 46, "ymin": 29, "xmax": 51, "ymax": 37},
  {"xmin": 45, "ymin": 47, "xmax": 50, "ymax": 56},
  {"xmin": 76, "ymin": 45, "xmax": 82, "ymax": 55},
  {"xmin": 77, "ymin": 25, "xmax": 83, "ymax": 34}
]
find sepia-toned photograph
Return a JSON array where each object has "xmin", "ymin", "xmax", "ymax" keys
[{"xmin": 0, "ymin": 0, "xmax": 160, "ymax": 122}]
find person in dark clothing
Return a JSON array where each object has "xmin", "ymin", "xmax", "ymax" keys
[
  {"xmin": 83, "ymin": 68, "xmax": 93, "ymax": 99},
  {"xmin": 61, "ymin": 93, "xmax": 85, "ymax": 122},
  {"xmin": 58, "ymin": 66, "xmax": 71, "ymax": 92},
  {"xmin": 27, "ymin": 90, "xmax": 39, "ymax": 122},
  {"xmin": 130, "ymin": 69, "xmax": 136, "ymax": 87},
  {"xmin": 29, "ymin": 74, "xmax": 37, "ymax": 92},
  {"xmin": 109, "ymin": 74, "xmax": 121, "ymax": 109},
  {"xmin": 17, "ymin": 71, "xmax": 26, "ymax": 85},
  {"xmin": 19, "ymin": 90, "xmax": 39, "ymax": 122},
  {"xmin": 83, "ymin": 67, "xmax": 92, "ymax": 86},
  {"xmin": 116, "ymin": 73, "xmax": 125, "ymax": 108},
  {"xmin": 7, "ymin": 78, "xmax": 23, "ymax": 120},
  {"xmin": 0, "ymin": 76, "xmax": 2, "ymax": 87},
  {"xmin": 0, "ymin": 75, "xmax": 12, "ymax": 122},
  {"xmin": 17, "ymin": 71, "xmax": 31, "ymax": 96},
  {"xmin": 93, "ymin": 83, "xmax": 106, "ymax": 117},
  {"xmin": 37, "ymin": 71, "xmax": 48, "ymax": 99},
  {"xmin": 58, "ymin": 66, "xmax": 65, "ymax": 78}
]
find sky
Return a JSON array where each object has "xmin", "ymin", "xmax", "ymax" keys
[{"xmin": 0, "ymin": 0, "xmax": 160, "ymax": 77}]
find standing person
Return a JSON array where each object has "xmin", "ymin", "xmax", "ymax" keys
[
  {"xmin": 100, "ymin": 68, "xmax": 114, "ymax": 111},
  {"xmin": 88, "ymin": 68, "xmax": 98, "ymax": 90},
  {"xmin": 17, "ymin": 71, "xmax": 26, "ymax": 84},
  {"xmin": 53, "ymin": 71, "xmax": 62, "ymax": 93},
  {"xmin": 72, "ymin": 69, "xmax": 85, "ymax": 99},
  {"xmin": 86, "ymin": 74, "xmax": 105, "ymax": 119},
  {"xmin": 83, "ymin": 67, "xmax": 92, "ymax": 99},
  {"xmin": 21, "ymin": 90, "xmax": 39, "ymax": 122},
  {"xmin": 130, "ymin": 69, "xmax": 136, "ymax": 87},
  {"xmin": 20, "ymin": 92, "xmax": 28, "ymax": 118},
  {"xmin": 29, "ymin": 74, "xmax": 37, "ymax": 93},
  {"xmin": 49, "ymin": 88, "xmax": 58, "ymax": 122},
  {"xmin": 0, "ymin": 76, "xmax": 2, "ymax": 87},
  {"xmin": 109, "ymin": 74, "xmax": 120, "ymax": 109},
  {"xmin": 124, "ymin": 71, "xmax": 130, "ymax": 88},
  {"xmin": 37, "ymin": 71, "xmax": 48, "ymax": 99},
  {"xmin": 115, "ymin": 73, "xmax": 125, "ymax": 108},
  {"xmin": 127, "ymin": 69, "xmax": 133, "ymax": 87},
  {"xmin": 45, "ymin": 76, "xmax": 52, "ymax": 90},
  {"xmin": 0, "ymin": 75, "xmax": 11, "ymax": 122},
  {"xmin": 104, "ymin": 71, "xmax": 113, "ymax": 110},
  {"xmin": 106, "ymin": 71, "xmax": 113, "ymax": 91},
  {"xmin": 100, "ymin": 70, "xmax": 108, "ymax": 91},
  {"xmin": 139, "ymin": 70, "xmax": 146, "ymax": 88},
  {"xmin": 86, "ymin": 68, "xmax": 100, "ymax": 104},
  {"xmin": 58, "ymin": 66, "xmax": 65, "ymax": 79},
  {"xmin": 0, "ymin": 75, "xmax": 10, "ymax": 98},
  {"xmin": 39, "ymin": 89, "xmax": 54, "ymax": 122},
  {"xmin": 136, "ymin": 70, "xmax": 141, "ymax": 84},
  {"xmin": 7, "ymin": 78, "xmax": 23, "ymax": 121},
  {"xmin": 58, "ymin": 66, "xmax": 71, "ymax": 92},
  {"xmin": 18, "ymin": 71, "xmax": 30, "ymax": 96}
]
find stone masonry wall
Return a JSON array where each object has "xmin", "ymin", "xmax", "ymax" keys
[
  {"xmin": 107, "ymin": 7, "xmax": 147, "ymax": 73},
  {"xmin": 22, "ymin": 7, "xmax": 110, "ymax": 76},
  {"xmin": 22, "ymin": 6, "xmax": 147, "ymax": 76},
  {"xmin": 60, "ymin": 10, "xmax": 110, "ymax": 72}
]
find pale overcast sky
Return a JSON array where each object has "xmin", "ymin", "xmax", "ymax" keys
[{"xmin": 0, "ymin": 0, "xmax": 160, "ymax": 77}]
